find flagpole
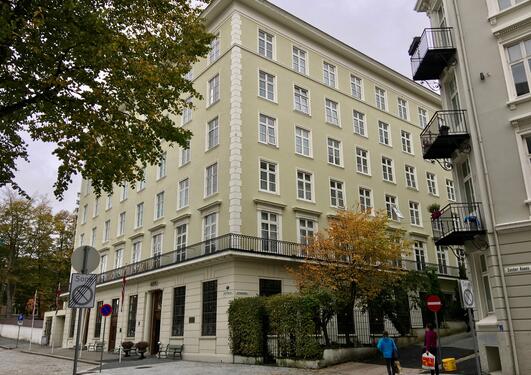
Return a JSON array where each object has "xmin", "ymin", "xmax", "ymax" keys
[
  {"xmin": 51, "ymin": 283, "xmax": 61, "ymax": 354},
  {"xmin": 29, "ymin": 289, "xmax": 37, "ymax": 351},
  {"xmin": 119, "ymin": 270, "xmax": 126, "ymax": 364}
]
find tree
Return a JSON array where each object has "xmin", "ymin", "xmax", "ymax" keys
[
  {"xmin": 1, "ymin": 0, "xmax": 214, "ymax": 198},
  {"xmin": 290, "ymin": 210, "xmax": 410, "ymax": 344}
]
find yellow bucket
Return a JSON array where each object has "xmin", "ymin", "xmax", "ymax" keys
[{"xmin": 443, "ymin": 358, "xmax": 457, "ymax": 372}]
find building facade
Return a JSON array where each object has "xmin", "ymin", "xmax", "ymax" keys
[
  {"xmin": 47, "ymin": 0, "xmax": 463, "ymax": 362},
  {"xmin": 411, "ymin": 0, "xmax": 531, "ymax": 373}
]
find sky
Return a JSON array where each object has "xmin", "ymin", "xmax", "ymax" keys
[{"xmin": 11, "ymin": 0, "xmax": 430, "ymax": 214}]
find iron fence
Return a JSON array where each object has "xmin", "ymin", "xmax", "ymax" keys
[
  {"xmin": 410, "ymin": 28, "xmax": 455, "ymax": 76},
  {"xmin": 432, "ymin": 202, "xmax": 485, "ymax": 243}
]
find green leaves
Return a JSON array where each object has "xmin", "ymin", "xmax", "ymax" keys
[{"xmin": 1, "ymin": 0, "xmax": 213, "ymax": 198}]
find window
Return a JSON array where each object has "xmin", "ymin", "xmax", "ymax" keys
[
  {"xmin": 118, "ymin": 212, "xmax": 126, "ymax": 236},
  {"xmin": 82, "ymin": 204, "xmax": 88, "ymax": 224},
  {"xmin": 91, "ymin": 227, "xmax": 97, "ymax": 246},
  {"xmin": 259, "ymin": 114, "xmax": 277, "ymax": 146},
  {"xmin": 106, "ymin": 194, "xmax": 112, "ymax": 210},
  {"xmin": 356, "ymin": 147, "xmax": 370, "ymax": 175},
  {"xmin": 375, "ymin": 87, "xmax": 387, "ymax": 111},
  {"xmin": 385, "ymin": 195, "xmax": 400, "ymax": 221},
  {"xmin": 498, "ymin": 0, "xmax": 527, "ymax": 11},
  {"xmin": 401, "ymin": 130, "xmax": 413, "ymax": 154},
  {"xmin": 352, "ymin": 110, "xmax": 366, "ymax": 136},
  {"xmin": 330, "ymin": 179, "xmax": 345, "ymax": 208},
  {"xmin": 203, "ymin": 213, "xmax": 217, "ymax": 253},
  {"xmin": 414, "ymin": 241, "xmax": 426, "ymax": 271},
  {"xmin": 127, "ymin": 295, "xmax": 138, "ymax": 337},
  {"xmin": 93, "ymin": 197, "xmax": 100, "ymax": 217},
  {"xmin": 427, "ymin": 172, "xmax": 438, "ymax": 195},
  {"xmin": 138, "ymin": 168, "xmax": 146, "ymax": 191},
  {"xmin": 79, "ymin": 233, "xmax": 85, "ymax": 246},
  {"xmin": 132, "ymin": 241, "xmax": 142, "ymax": 263},
  {"xmin": 437, "ymin": 247, "xmax": 448, "ymax": 275},
  {"xmin": 446, "ymin": 179, "xmax": 456, "ymax": 201},
  {"xmin": 182, "ymin": 97, "xmax": 192, "ymax": 125},
  {"xmin": 325, "ymin": 99, "xmax": 339, "ymax": 125},
  {"xmin": 258, "ymin": 30, "xmax": 274, "ymax": 59},
  {"xmin": 294, "ymin": 86, "xmax": 309, "ymax": 113},
  {"xmin": 180, "ymin": 144, "xmax": 191, "ymax": 166},
  {"xmin": 381, "ymin": 156, "xmax": 394, "ymax": 182},
  {"xmin": 292, "ymin": 46, "xmax": 307, "ymax": 74},
  {"xmin": 351, "ymin": 75, "xmax": 363, "ymax": 100},
  {"xmin": 174, "ymin": 223, "xmax": 187, "ymax": 262},
  {"xmin": 104, "ymin": 220, "xmax": 110, "ymax": 242},
  {"xmin": 258, "ymin": 71, "xmax": 275, "ymax": 101},
  {"xmin": 69, "ymin": 309, "xmax": 76, "ymax": 338},
  {"xmin": 260, "ymin": 211, "xmax": 279, "ymax": 252},
  {"xmin": 480, "ymin": 254, "xmax": 494, "ymax": 312},
  {"xmin": 398, "ymin": 98, "xmax": 408, "ymax": 120},
  {"xmin": 178, "ymin": 179, "xmax": 189, "ymax": 209},
  {"xmin": 378, "ymin": 121, "xmax": 391, "ymax": 145},
  {"xmin": 94, "ymin": 301, "xmax": 103, "ymax": 337},
  {"xmin": 526, "ymin": 135, "xmax": 531, "ymax": 165},
  {"xmin": 259, "ymin": 279, "xmax": 282, "ymax": 297},
  {"xmin": 157, "ymin": 153, "xmax": 166, "ymax": 180},
  {"xmin": 259, "ymin": 160, "xmax": 277, "ymax": 193},
  {"xmin": 506, "ymin": 38, "xmax": 531, "ymax": 97},
  {"xmin": 114, "ymin": 247, "xmax": 124, "ymax": 269},
  {"xmin": 457, "ymin": 249, "xmax": 466, "ymax": 271},
  {"xmin": 446, "ymin": 75, "xmax": 460, "ymax": 110},
  {"xmin": 135, "ymin": 203, "xmax": 144, "ymax": 228},
  {"xmin": 323, "ymin": 62, "xmax": 336, "ymax": 87},
  {"xmin": 409, "ymin": 201, "xmax": 421, "ymax": 226},
  {"xmin": 172, "ymin": 286, "xmax": 186, "ymax": 336},
  {"xmin": 208, "ymin": 74, "xmax": 220, "ymax": 105},
  {"xmin": 155, "ymin": 191, "xmax": 165, "ymax": 219},
  {"xmin": 298, "ymin": 218, "xmax": 316, "ymax": 245},
  {"xmin": 297, "ymin": 170, "xmax": 313, "ymax": 201},
  {"xmin": 152, "ymin": 232, "xmax": 163, "ymax": 257},
  {"xmin": 462, "ymin": 159, "xmax": 475, "ymax": 203},
  {"xmin": 295, "ymin": 126, "xmax": 312, "ymax": 157},
  {"xmin": 405, "ymin": 165, "xmax": 417, "ymax": 189},
  {"xmin": 208, "ymin": 34, "xmax": 220, "ymax": 63},
  {"xmin": 120, "ymin": 183, "xmax": 128, "ymax": 201},
  {"xmin": 358, "ymin": 187, "xmax": 372, "ymax": 213},
  {"xmin": 201, "ymin": 280, "xmax": 217, "ymax": 336},
  {"xmin": 100, "ymin": 254, "xmax": 108, "ymax": 273},
  {"xmin": 207, "ymin": 117, "xmax": 219, "ymax": 150},
  {"xmin": 205, "ymin": 163, "xmax": 218, "ymax": 197},
  {"xmin": 418, "ymin": 107, "xmax": 428, "ymax": 128},
  {"xmin": 327, "ymin": 138, "xmax": 342, "ymax": 166}
]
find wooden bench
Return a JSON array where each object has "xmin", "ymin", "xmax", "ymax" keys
[{"xmin": 158, "ymin": 343, "xmax": 183, "ymax": 359}]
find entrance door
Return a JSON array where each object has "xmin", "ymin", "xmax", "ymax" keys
[
  {"xmin": 108, "ymin": 298, "xmax": 119, "ymax": 351},
  {"xmin": 150, "ymin": 290, "xmax": 163, "ymax": 354},
  {"xmin": 82, "ymin": 309, "xmax": 91, "ymax": 346}
]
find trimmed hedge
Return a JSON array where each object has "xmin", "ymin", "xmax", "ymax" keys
[{"xmin": 228, "ymin": 296, "xmax": 268, "ymax": 357}]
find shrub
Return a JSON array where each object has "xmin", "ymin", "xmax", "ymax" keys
[{"xmin": 228, "ymin": 296, "xmax": 268, "ymax": 357}]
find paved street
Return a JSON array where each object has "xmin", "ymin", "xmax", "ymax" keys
[{"xmin": 0, "ymin": 348, "xmax": 93, "ymax": 375}]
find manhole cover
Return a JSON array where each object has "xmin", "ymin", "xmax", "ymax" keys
[{"xmin": 135, "ymin": 366, "xmax": 152, "ymax": 369}]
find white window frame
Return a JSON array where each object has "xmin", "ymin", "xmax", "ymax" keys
[
  {"xmin": 405, "ymin": 165, "xmax": 418, "ymax": 189},
  {"xmin": 258, "ymin": 114, "xmax": 277, "ymax": 146},
  {"xmin": 352, "ymin": 110, "xmax": 366, "ymax": 137},
  {"xmin": 258, "ymin": 70, "xmax": 276, "ymax": 102},
  {"xmin": 446, "ymin": 179, "xmax": 456, "ymax": 201},
  {"xmin": 203, "ymin": 212, "xmax": 218, "ymax": 254},
  {"xmin": 358, "ymin": 186, "xmax": 373, "ymax": 213},
  {"xmin": 208, "ymin": 34, "xmax": 220, "ymax": 64},
  {"xmin": 93, "ymin": 197, "xmax": 100, "ymax": 217},
  {"xmin": 414, "ymin": 241, "xmax": 426, "ymax": 271},
  {"xmin": 114, "ymin": 247, "xmax": 124, "ymax": 269},
  {"xmin": 135, "ymin": 202, "xmax": 144, "ymax": 229},
  {"xmin": 427, "ymin": 172, "xmax": 439, "ymax": 196},
  {"xmin": 409, "ymin": 201, "xmax": 422, "ymax": 227},
  {"xmin": 505, "ymin": 37, "xmax": 531, "ymax": 99},
  {"xmin": 155, "ymin": 191, "xmax": 165, "ymax": 220},
  {"xmin": 293, "ymin": 85, "xmax": 310, "ymax": 114},
  {"xmin": 295, "ymin": 126, "xmax": 312, "ymax": 157},
  {"xmin": 381, "ymin": 156, "xmax": 395, "ymax": 183},
  {"xmin": 205, "ymin": 163, "xmax": 218, "ymax": 197},
  {"xmin": 258, "ymin": 29, "xmax": 274, "ymax": 60},
  {"xmin": 385, "ymin": 194, "xmax": 400, "ymax": 221},
  {"xmin": 106, "ymin": 194, "xmax": 112, "ymax": 210},
  {"xmin": 82, "ymin": 204, "xmax": 88, "ymax": 224},
  {"xmin": 259, "ymin": 160, "xmax": 278, "ymax": 194},
  {"xmin": 178, "ymin": 178, "xmax": 190, "ymax": 209},
  {"xmin": 174, "ymin": 223, "xmax": 188, "ymax": 261},
  {"xmin": 437, "ymin": 247, "xmax": 449, "ymax": 275},
  {"xmin": 117, "ymin": 212, "xmax": 126, "ymax": 236},
  {"xmin": 296, "ymin": 169, "xmax": 314, "ymax": 202},
  {"xmin": 132, "ymin": 241, "xmax": 142, "ymax": 264},
  {"xmin": 206, "ymin": 117, "xmax": 219, "ymax": 150},
  {"xmin": 325, "ymin": 98, "xmax": 340, "ymax": 126},
  {"xmin": 100, "ymin": 254, "xmax": 108, "ymax": 273},
  {"xmin": 137, "ymin": 168, "xmax": 146, "ymax": 191},
  {"xmin": 297, "ymin": 218, "xmax": 316, "ymax": 245},
  {"xmin": 398, "ymin": 98, "xmax": 409, "ymax": 120},
  {"xmin": 418, "ymin": 107, "xmax": 428, "ymax": 128},
  {"xmin": 329, "ymin": 179, "xmax": 345, "ymax": 209},
  {"xmin": 497, "ymin": 0, "xmax": 528, "ymax": 12},
  {"xmin": 401, "ymin": 130, "xmax": 413, "ymax": 154},
  {"xmin": 480, "ymin": 254, "xmax": 494, "ymax": 313},
  {"xmin": 323, "ymin": 61, "xmax": 337, "ymax": 87},
  {"xmin": 103, "ymin": 220, "xmax": 111, "ymax": 242},
  {"xmin": 91, "ymin": 227, "xmax": 97, "ymax": 246},
  {"xmin": 207, "ymin": 74, "xmax": 220, "ymax": 106},
  {"xmin": 350, "ymin": 74, "xmax": 363, "ymax": 100},
  {"xmin": 375, "ymin": 87, "xmax": 387, "ymax": 111},
  {"xmin": 152, "ymin": 232, "xmax": 163, "ymax": 257},
  {"xmin": 157, "ymin": 153, "xmax": 166, "ymax": 180},
  {"xmin": 327, "ymin": 138, "xmax": 343, "ymax": 167},
  {"xmin": 378, "ymin": 121, "xmax": 391, "ymax": 146},
  {"xmin": 180, "ymin": 145, "xmax": 191, "ymax": 166},
  {"xmin": 355, "ymin": 147, "xmax": 371, "ymax": 175},
  {"xmin": 182, "ymin": 97, "xmax": 192, "ymax": 125},
  {"xmin": 292, "ymin": 46, "xmax": 307, "ymax": 74}
]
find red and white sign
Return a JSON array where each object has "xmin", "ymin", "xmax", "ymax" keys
[{"xmin": 426, "ymin": 294, "xmax": 442, "ymax": 313}]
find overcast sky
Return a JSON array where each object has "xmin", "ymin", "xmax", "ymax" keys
[{"xmin": 12, "ymin": 0, "xmax": 429, "ymax": 214}]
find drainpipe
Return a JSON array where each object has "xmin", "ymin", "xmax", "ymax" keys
[{"xmin": 451, "ymin": 0, "xmax": 520, "ymax": 373}]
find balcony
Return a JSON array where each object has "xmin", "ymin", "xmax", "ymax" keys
[
  {"xmin": 409, "ymin": 28, "xmax": 456, "ymax": 81},
  {"xmin": 431, "ymin": 202, "xmax": 486, "ymax": 246},
  {"xmin": 420, "ymin": 110, "xmax": 470, "ymax": 159},
  {"xmin": 401, "ymin": 259, "xmax": 462, "ymax": 279}
]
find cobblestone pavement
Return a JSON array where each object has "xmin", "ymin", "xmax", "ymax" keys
[{"xmin": 0, "ymin": 348, "xmax": 93, "ymax": 375}]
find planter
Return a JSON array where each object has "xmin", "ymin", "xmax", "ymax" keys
[
  {"xmin": 439, "ymin": 125, "xmax": 450, "ymax": 136},
  {"xmin": 431, "ymin": 211, "xmax": 442, "ymax": 220},
  {"xmin": 233, "ymin": 355, "xmax": 264, "ymax": 365}
]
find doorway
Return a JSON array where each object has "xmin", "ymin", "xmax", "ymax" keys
[
  {"xmin": 150, "ymin": 290, "xmax": 163, "ymax": 354},
  {"xmin": 108, "ymin": 298, "xmax": 119, "ymax": 351},
  {"xmin": 82, "ymin": 309, "xmax": 91, "ymax": 347}
]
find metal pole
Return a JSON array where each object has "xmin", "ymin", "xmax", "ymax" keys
[
  {"xmin": 73, "ymin": 248, "xmax": 89, "ymax": 375},
  {"xmin": 16, "ymin": 325, "xmax": 20, "ymax": 348},
  {"xmin": 469, "ymin": 308, "xmax": 482, "ymax": 375},
  {"xmin": 435, "ymin": 312, "xmax": 442, "ymax": 368},
  {"xmin": 29, "ymin": 290, "xmax": 37, "ymax": 351},
  {"xmin": 99, "ymin": 317, "xmax": 107, "ymax": 373}
]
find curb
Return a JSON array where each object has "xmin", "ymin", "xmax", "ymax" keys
[
  {"xmin": 20, "ymin": 350, "xmax": 100, "ymax": 365},
  {"xmin": 0, "ymin": 345, "xmax": 15, "ymax": 350}
]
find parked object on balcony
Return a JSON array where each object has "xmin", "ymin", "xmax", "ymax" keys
[
  {"xmin": 431, "ymin": 203, "xmax": 486, "ymax": 246},
  {"xmin": 135, "ymin": 341, "xmax": 149, "ymax": 359},
  {"xmin": 428, "ymin": 204, "xmax": 441, "ymax": 220},
  {"xmin": 438, "ymin": 125, "xmax": 450, "ymax": 136}
]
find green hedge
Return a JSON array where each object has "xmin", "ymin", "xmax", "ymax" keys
[{"xmin": 228, "ymin": 296, "xmax": 268, "ymax": 357}]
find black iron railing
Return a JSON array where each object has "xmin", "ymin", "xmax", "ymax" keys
[
  {"xmin": 401, "ymin": 259, "xmax": 461, "ymax": 278},
  {"xmin": 431, "ymin": 202, "xmax": 485, "ymax": 245},
  {"xmin": 409, "ymin": 28, "xmax": 456, "ymax": 80},
  {"xmin": 420, "ymin": 110, "xmax": 469, "ymax": 157}
]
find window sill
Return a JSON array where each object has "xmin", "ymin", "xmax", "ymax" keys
[
  {"xmin": 353, "ymin": 132, "xmax": 368, "ymax": 139},
  {"xmin": 258, "ymin": 190, "xmax": 280, "ymax": 196},
  {"xmin": 203, "ymin": 192, "xmax": 220, "ymax": 200},
  {"xmin": 293, "ymin": 109, "xmax": 311, "ymax": 117},
  {"xmin": 258, "ymin": 141, "xmax": 279, "ymax": 149},
  {"xmin": 379, "ymin": 142, "xmax": 393, "ymax": 148},
  {"xmin": 407, "ymin": 186, "xmax": 419, "ymax": 192},
  {"xmin": 137, "ymin": 188, "xmax": 145, "ymax": 193},
  {"xmin": 327, "ymin": 163, "xmax": 344, "ymax": 169},
  {"xmin": 258, "ymin": 96, "xmax": 278, "ymax": 105},
  {"xmin": 295, "ymin": 152, "xmax": 313, "ymax": 159},
  {"xmin": 179, "ymin": 162, "xmax": 191, "ymax": 168},
  {"xmin": 326, "ymin": 121, "xmax": 341, "ymax": 128},
  {"xmin": 402, "ymin": 151, "xmax": 415, "ymax": 157},
  {"xmin": 205, "ymin": 144, "xmax": 220, "ymax": 153},
  {"xmin": 296, "ymin": 198, "xmax": 316, "ymax": 205},
  {"xmin": 507, "ymin": 94, "xmax": 531, "ymax": 110},
  {"xmin": 199, "ymin": 336, "xmax": 217, "ymax": 340},
  {"xmin": 206, "ymin": 99, "xmax": 220, "ymax": 109},
  {"xmin": 356, "ymin": 171, "xmax": 371, "ymax": 177},
  {"xmin": 383, "ymin": 180, "xmax": 397, "ymax": 185},
  {"xmin": 156, "ymin": 176, "xmax": 167, "ymax": 182}
]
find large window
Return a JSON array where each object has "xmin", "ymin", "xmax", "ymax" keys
[
  {"xmin": 295, "ymin": 126, "xmax": 312, "ymax": 157},
  {"xmin": 294, "ymin": 86, "xmax": 309, "ymax": 114},
  {"xmin": 155, "ymin": 191, "xmax": 165, "ymax": 219},
  {"xmin": 375, "ymin": 87, "xmax": 387, "ymax": 111},
  {"xmin": 437, "ymin": 247, "xmax": 448, "ymax": 275},
  {"xmin": 292, "ymin": 46, "xmax": 307, "ymax": 74},
  {"xmin": 82, "ymin": 204, "xmax": 88, "ymax": 224},
  {"xmin": 405, "ymin": 165, "xmax": 417, "ymax": 189},
  {"xmin": 208, "ymin": 74, "xmax": 220, "ymax": 105},
  {"xmin": 260, "ymin": 211, "xmax": 279, "ymax": 252},
  {"xmin": 325, "ymin": 99, "xmax": 339, "ymax": 125},
  {"xmin": 462, "ymin": 159, "xmax": 475, "ymax": 203},
  {"xmin": 118, "ymin": 212, "xmax": 126, "ymax": 236},
  {"xmin": 401, "ymin": 130, "xmax": 413, "ymax": 154},
  {"xmin": 350, "ymin": 75, "xmax": 363, "ymax": 100},
  {"xmin": 327, "ymin": 138, "xmax": 342, "ymax": 166},
  {"xmin": 414, "ymin": 241, "xmax": 426, "ymax": 271},
  {"xmin": 135, "ymin": 203, "xmax": 144, "ymax": 228},
  {"xmin": 426, "ymin": 172, "xmax": 438, "ymax": 195},
  {"xmin": 259, "ymin": 114, "xmax": 277, "ymax": 146},
  {"xmin": 259, "ymin": 160, "xmax": 277, "ymax": 193},
  {"xmin": 330, "ymin": 179, "xmax": 345, "ymax": 208},
  {"xmin": 178, "ymin": 179, "xmax": 189, "ymax": 209},
  {"xmin": 258, "ymin": 71, "xmax": 275, "ymax": 101},
  {"xmin": 356, "ymin": 147, "xmax": 370, "ymax": 175},
  {"xmin": 94, "ymin": 301, "xmax": 103, "ymax": 337},
  {"xmin": 157, "ymin": 153, "xmax": 166, "ymax": 180},
  {"xmin": 100, "ymin": 254, "xmax": 107, "ymax": 273},
  {"xmin": 323, "ymin": 62, "xmax": 336, "ymax": 87},
  {"xmin": 418, "ymin": 107, "xmax": 428, "ymax": 128},
  {"xmin": 203, "ymin": 213, "xmax": 217, "ymax": 254},
  {"xmin": 180, "ymin": 145, "xmax": 191, "ymax": 166},
  {"xmin": 506, "ymin": 38, "xmax": 531, "ymax": 97},
  {"xmin": 152, "ymin": 233, "xmax": 163, "ymax": 257},
  {"xmin": 174, "ymin": 223, "xmax": 187, "ymax": 262},
  {"xmin": 298, "ymin": 218, "xmax": 316, "ymax": 245},
  {"xmin": 385, "ymin": 194, "xmax": 399, "ymax": 221},
  {"xmin": 353, "ymin": 110, "xmax": 366, "ymax": 136},
  {"xmin": 381, "ymin": 157, "xmax": 394, "ymax": 182},
  {"xmin": 480, "ymin": 255, "xmax": 494, "ymax": 313},
  {"xmin": 207, "ymin": 117, "xmax": 219, "ymax": 150},
  {"xmin": 398, "ymin": 98, "xmax": 408, "ymax": 120},
  {"xmin": 446, "ymin": 179, "xmax": 456, "ymax": 201},
  {"xmin": 259, "ymin": 279, "xmax": 282, "ymax": 297},
  {"xmin": 409, "ymin": 201, "xmax": 421, "ymax": 226},
  {"xmin": 172, "ymin": 286, "xmax": 186, "ymax": 337},
  {"xmin": 132, "ymin": 241, "xmax": 142, "ymax": 263},
  {"xmin": 378, "ymin": 121, "xmax": 391, "ymax": 145},
  {"xmin": 114, "ymin": 247, "xmax": 124, "ymax": 269},
  {"xmin": 182, "ymin": 97, "xmax": 192, "ymax": 125},
  {"xmin": 358, "ymin": 187, "xmax": 372, "ymax": 213},
  {"xmin": 208, "ymin": 34, "xmax": 220, "ymax": 63},
  {"xmin": 69, "ymin": 309, "xmax": 76, "ymax": 338},
  {"xmin": 201, "ymin": 280, "xmax": 218, "ymax": 336},
  {"xmin": 127, "ymin": 295, "xmax": 138, "ymax": 337},
  {"xmin": 258, "ymin": 30, "xmax": 274, "ymax": 59},
  {"xmin": 103, "ymin": 220, "xmax": 110, "ymax": 242},
  {"xmin": 205, "ymin": 163, "xmax": 218, "ymax": 197},
  {"xmin": 297, "ymin": 170, "xmax": 313, "ymax": 201}
]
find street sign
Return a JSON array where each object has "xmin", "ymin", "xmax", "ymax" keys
[
  {"xmin": 426, "ymin": 294, "xmax": 442, "ymax": 313},
  {"xmin": 459, "ymin": 279, "xmax": 476, "ymax": 309},
  {"xmin": 17, "ymin": 320, "xmax": 23, "ymax": 326},
  {"xmin": 71, "ymin": 245, "xmax": 100, "ymax": 274},
  {"xmin": 17, "ymin": 313, "xmax": 24, "ymax": 321},
  {"xmin": 100, "ymin": 303, "xmax": 112, "ymax": 317},
  {"xmin": 68, "ymin": 273, "xmax": 97, "ymax": 308}
]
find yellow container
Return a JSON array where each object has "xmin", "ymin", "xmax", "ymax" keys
[{"xmin": 443, "ymin": 358, "xmax": 457, "ymax": 372}]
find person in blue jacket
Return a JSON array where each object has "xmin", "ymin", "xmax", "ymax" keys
[{"xmin": 377, "ymin": 331, "xmax": 398, "ymax": 375}]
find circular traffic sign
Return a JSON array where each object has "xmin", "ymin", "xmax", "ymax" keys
[
  {"xmin": 100, "ymin": 303, "xmax": 112, "ymax": 317},
  {"xmin": 463, "ymin": 289, "xmax": 474, "ymax": 307},
  {"xmin": 71, "ymin": 245, "xmax": 100, "ymax": 274},
  {"xmin": 71, "ymin": 284, "xmax": 94, "ymax": 306},
  {"xmin": 426, "ymin": 294, "xmax": 442, "ymax": 313}
]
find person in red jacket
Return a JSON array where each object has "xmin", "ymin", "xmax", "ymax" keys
[{"xmin": 424, "ymin": 323, "xmax": 439, "ymax": 375}]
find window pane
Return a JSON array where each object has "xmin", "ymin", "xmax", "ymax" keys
[
  {"xmin": 498, "ymin": 0, "xmax": 511, "ymax": 10},
  {"xmin": 511, "ymin": 62, "xmax": 530, "ymax": 96}
]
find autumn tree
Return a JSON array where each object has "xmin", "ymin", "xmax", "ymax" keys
[
  {"xmin": 291, "ymin": 210, "xmax": 410, "ymax": 344},
  {"xmin": 1, "ymin": 0, "xmax": 213, "ymax": 198}
]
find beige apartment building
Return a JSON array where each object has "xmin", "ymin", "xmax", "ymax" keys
[
  {"xmin": 46, "ymin": 0, "xmax": 463, "ymax": 362},
  {"xmin": 411, "ymin": 0, "xmax": 531, "ymax": 374}
]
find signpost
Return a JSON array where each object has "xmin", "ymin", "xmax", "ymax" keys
[
  {"xmin": 426, "ymin": 294, "xmax": 442, "ymax": 369},
  {"xmin": 99, "ymin": 304, "xmax": 112, "ymax": 373},
  {"xmin": 16, "ymin": 314, "xmax": 23, "ymax": 348},
  {"xmin": 459, "ymin": 280, "xmax": 482, "ymax": 375}
]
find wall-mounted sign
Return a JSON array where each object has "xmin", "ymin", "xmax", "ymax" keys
[{"xmin": 505, "ymin": 264, "xmax": 531, "ymax": 274}]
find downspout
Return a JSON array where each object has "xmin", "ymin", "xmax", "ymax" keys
[{"xmin": 451, "ymin": 0, "xmax": 520, "ymax": 373}]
